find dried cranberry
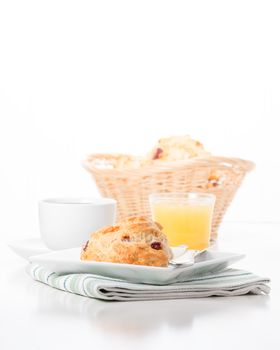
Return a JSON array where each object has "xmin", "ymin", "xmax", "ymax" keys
[
  {"xmin": 152, "ymin": 148, "xmax": 163, "ymax": 160},
  {"xmin": 83, "ymin": 240, "xmax": 89, "ymax": 252},
  {"xmin": 122, "ymin": 235, "xmax": 130, "ymax": 242},
  {"xmin": 151, "ymin": 241, "xmax": 161, "ymax": 250}
]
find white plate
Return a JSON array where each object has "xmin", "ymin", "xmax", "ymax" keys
[
  {"xmin": 29, "ymin": 248, "xmax": 245, "ymax": 285},
  {"xmin": 8, "ymin": 238, "xmax": 51, "ymax": 260}
]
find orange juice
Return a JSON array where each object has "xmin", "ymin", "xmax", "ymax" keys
[{"xmin": 150, "ymin": 193, "xmax": 215, "ymax": 250}]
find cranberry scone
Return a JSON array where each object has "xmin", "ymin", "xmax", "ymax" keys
[{"xmin": 80, "ymin": 216, "xmax": 172, "ymax": 267}]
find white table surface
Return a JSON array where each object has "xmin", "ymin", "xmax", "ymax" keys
[{"xmin": 1, "ymin": 222, "xmax": 280, "ymax": 350}]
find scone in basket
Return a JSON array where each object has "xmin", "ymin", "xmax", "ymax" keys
[{"xmin": 84, "ymin": 154, "xmax": 255, "ymax": 241}]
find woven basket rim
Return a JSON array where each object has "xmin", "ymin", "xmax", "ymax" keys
[{"xmin": 83, "ymin": 154, "xmax": 255, "ymax": 174}]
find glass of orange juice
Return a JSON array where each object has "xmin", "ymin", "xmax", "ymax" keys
[{"xmin": 149, "ymin": 192, "xmax": 216, "ymax": 250}]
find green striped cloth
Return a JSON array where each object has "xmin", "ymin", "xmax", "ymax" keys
[{"xmin": 27, "ymin": 264, "xmax": 270, "ymax": 301}]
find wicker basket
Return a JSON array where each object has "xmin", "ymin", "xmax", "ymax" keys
[{"xmin": 84, "ymin": 155, "xmax": 255, "ymax": 241}]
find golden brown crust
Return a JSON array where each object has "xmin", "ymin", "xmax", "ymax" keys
[{"xmin": 81, "ymin": 216, "xmax": 172, "ymax": 267}]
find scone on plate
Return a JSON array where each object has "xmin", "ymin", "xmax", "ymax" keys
[{"xmin": 81, "ymin": 216, "xmax": 172, "ymax": 267}]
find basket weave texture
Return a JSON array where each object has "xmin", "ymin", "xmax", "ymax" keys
[{"xmin": 84, "ymin": 155, "xmax": 255, "ymax": 241}]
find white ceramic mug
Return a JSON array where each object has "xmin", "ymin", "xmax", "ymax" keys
[{"xmin": 38, "ymin": 197, "xmax": 116, "ymax": 250}]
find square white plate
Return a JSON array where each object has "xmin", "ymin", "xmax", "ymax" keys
[{"xmin": 29, "ymin": 248, "xmax": 245, "ymax": 285}]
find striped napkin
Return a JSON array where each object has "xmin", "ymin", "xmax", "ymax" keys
[{"xmin": 27, "ymin": 264, "xmax": 270, "ymax": 301}]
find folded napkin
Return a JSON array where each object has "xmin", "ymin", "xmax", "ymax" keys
[{"xmin": 27, "ymin": 264, "xmax": 270, "ymax": 301}]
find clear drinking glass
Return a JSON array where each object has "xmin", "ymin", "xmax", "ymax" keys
[{"xmin": 149, "ymin": 192, "xmax": 216, "ymax": 250}]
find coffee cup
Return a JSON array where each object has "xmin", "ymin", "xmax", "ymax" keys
[{"xmin": 39, "ymin": 197, "xmax": 116, "ymax": 250}]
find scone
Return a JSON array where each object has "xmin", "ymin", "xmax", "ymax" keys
[
  {"xmin": 86, "ymin": 153, "xmax": 144, "ymax": 169},
  {"xmin": 81, "ymin": 216, "xmax": 172, "ymax": 267},
  {"xmin": 147, "ymin": 135, "xmax": 210, "ymax": 162}
]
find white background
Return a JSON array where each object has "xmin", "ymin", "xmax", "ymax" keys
[{"xmin": 0, "ymin": 0, "xmax": 279, "ymax": 241}]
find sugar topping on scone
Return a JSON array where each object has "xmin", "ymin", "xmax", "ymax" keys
[{"xmin": 80, "ymin": 216, "xmax": 172, "ymax": 267}]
